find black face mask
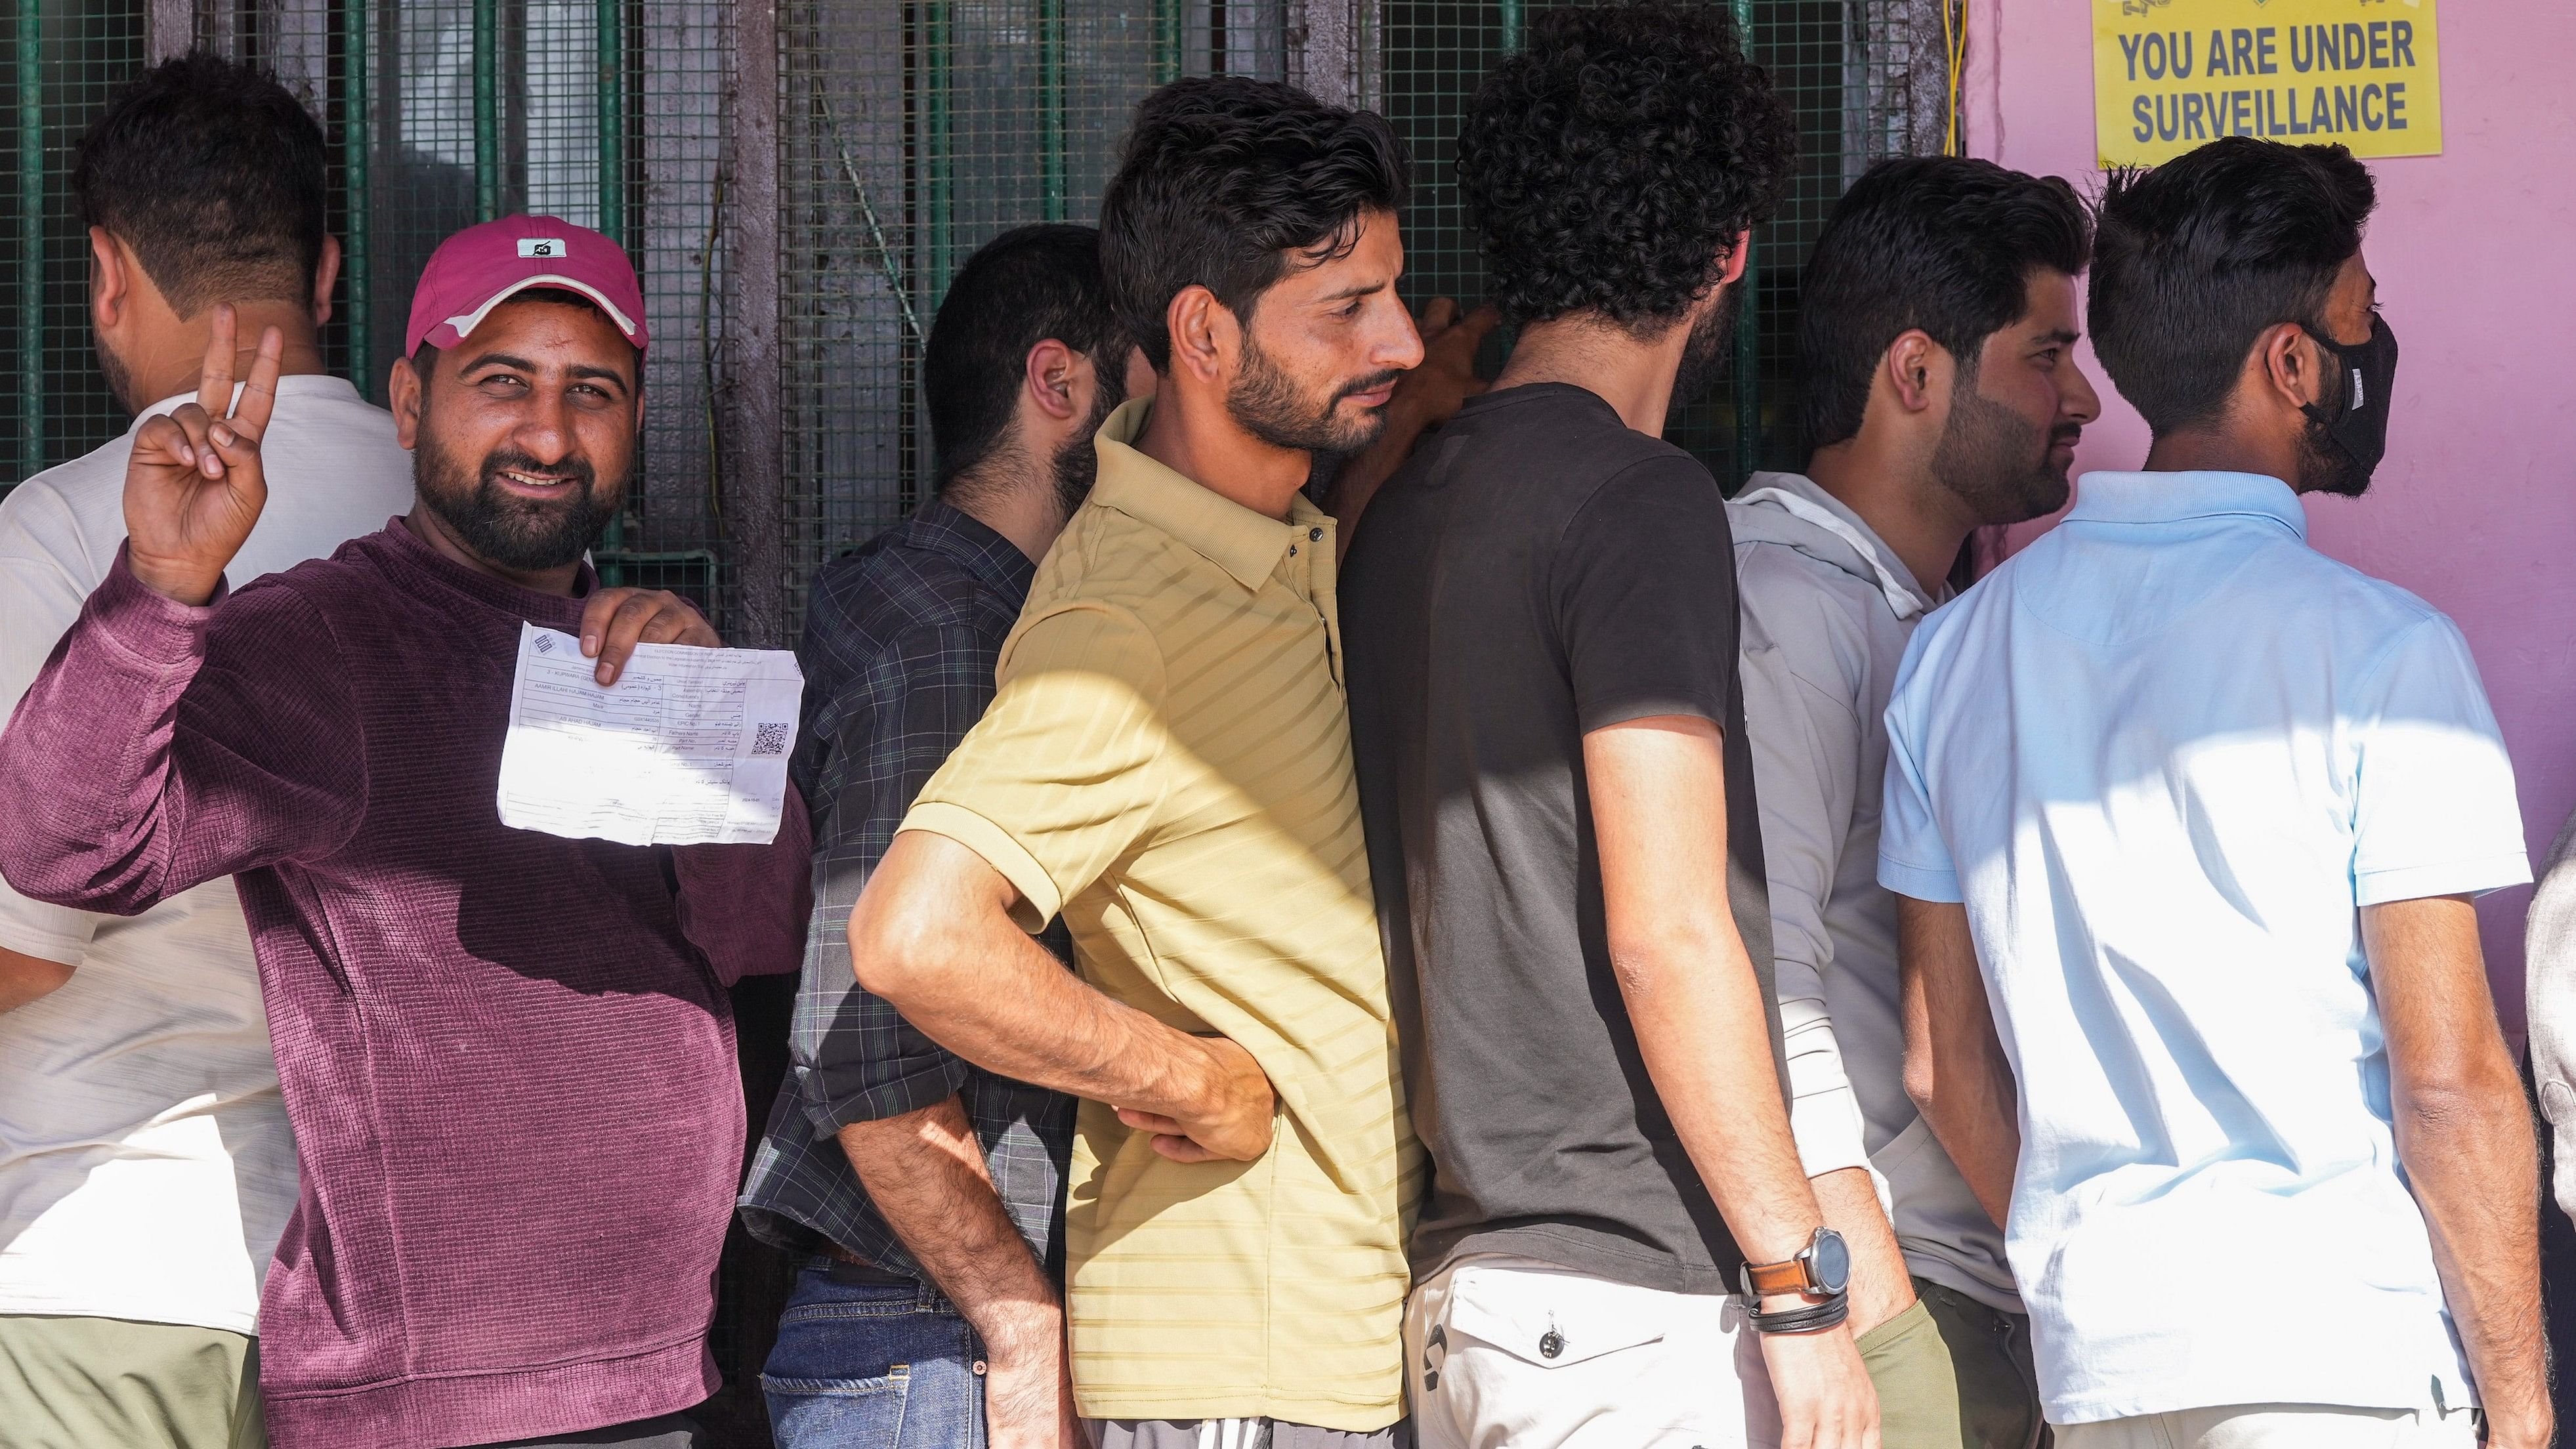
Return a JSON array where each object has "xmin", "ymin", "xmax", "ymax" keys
[{"xmin": 2300, "ymin": 314, "xmax": 2399, "ymax": 482}]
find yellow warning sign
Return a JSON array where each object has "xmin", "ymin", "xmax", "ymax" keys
[{"xmin": 2092, "ymin": 0, "xmax": 2441, "ymax": 167}]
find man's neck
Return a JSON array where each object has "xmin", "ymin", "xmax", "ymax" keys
[
  {"xmin": 401, "ymin": 507, "xmax": 585, "ymax": 597},
  {"xmin": 129, "ymin": 300, "xmax": 329, "ymax": 409},
  {"xmin": 944, "ymin": 460, "xmax": 1071, "ymax": 565},
  {"xmin": 2141, "ymin": 427, "xmax": 2304, "ymax": 489},
  {"xmin": 1134, "ymin": 386, "xmax": 1311, "ymax": 522},
  {"xmin": 1803, "ymin": 436, "xmax": 1977, "ymax": 599},
  {"xmin": 1493, "ymin": 313, "xmax": 1689, "ymax": 436}
]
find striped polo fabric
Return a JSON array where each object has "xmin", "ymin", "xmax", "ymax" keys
[{"xmin": 901, "ymin": 397, "xmax": 1419, "ymax": 1431}]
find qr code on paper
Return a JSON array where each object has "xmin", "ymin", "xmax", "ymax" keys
[{"xmin": 751, "ymin": 721, "xmax": 791, "ymax": 757}]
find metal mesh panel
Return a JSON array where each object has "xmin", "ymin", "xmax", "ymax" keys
[
  {"xmin": 2, "ymin": 0, "xmax": 147, "ymax": 490},
  {"xmin": 776, "ymin": 1, "xmax": 1289, "ymax": 635},
  {"xmin": 1384, "ymin": 0, "xmax": 1946, "ymax": 488}
]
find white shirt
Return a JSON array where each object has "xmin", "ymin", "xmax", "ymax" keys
[
  {"xmin": 0, "ymin": 374, "xmax": 414, "ymax": 1333},
  {"xmin": 1877, "ymin": 471, "xmax": 2528, "ymax": 1423},
  {"xmin": 1730, "ymin": 472, "xmax": 2019, "ymax": 1314}
]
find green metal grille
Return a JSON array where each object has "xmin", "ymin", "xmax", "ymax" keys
[
  {"xmin": 3, "ymin": 0, "xmax": 145, "ymax": 486},
  {"xmin": 1383, "ymin": 0, "xmax": 1947, "ymax": 486},
  {"xmin": 9, "ymin": 0, "xmax": 1949, "ymax": 628}
]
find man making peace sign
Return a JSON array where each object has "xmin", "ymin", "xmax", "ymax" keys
[{"xmin": 0, "ymin": 215, "xmax": 809, "ymax": 1449}]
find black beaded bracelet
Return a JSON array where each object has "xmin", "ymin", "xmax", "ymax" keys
[{"xmin": 1742, "ymin": 1292, "xmax": 1851, "ymax": 1335}]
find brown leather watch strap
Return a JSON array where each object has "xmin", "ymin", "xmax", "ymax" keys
[{"xmin": 1741, "ymin": 1255, "xmax": 1813, "ymax": 1297}]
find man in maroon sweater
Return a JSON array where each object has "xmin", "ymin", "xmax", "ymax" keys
[{"xmin": 0, "ymin": 217, "xmax": 808, "ymax": 1449}]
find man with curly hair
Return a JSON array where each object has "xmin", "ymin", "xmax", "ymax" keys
[
  {"xmin": 849, "ymin": 75, "xmax": 1425, "ymax": 1449},
  {"xmin": 1343, "ymin": 4, "xmax": 1887, "ymax": 1446}
]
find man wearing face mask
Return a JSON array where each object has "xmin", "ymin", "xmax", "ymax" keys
[
  {"xmin": 0, "ymin": 216, "xmax": 811, "ymax": 1449},
  {"xmin": 1886, "ymin": 136, "xmax": 2546, "ymax": 1449}
]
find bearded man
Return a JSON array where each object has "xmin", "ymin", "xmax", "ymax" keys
[
  {"xmin": 844, "ymin": 75, "xmax": 1427, "ymax": 1448},
  {"xmin": 0, "ymin": 215, "xmax": 809, "ymax": 1449},
  {"xmin": 1727, "ymin": 154, "xmax": 2102, "ymax": 1449}
]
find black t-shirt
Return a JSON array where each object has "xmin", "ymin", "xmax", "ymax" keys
[{"xmin": 1343, "ymin": 382, "xmax": 1784, "ymax": 1295}]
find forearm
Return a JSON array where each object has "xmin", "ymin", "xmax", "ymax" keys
[
  {"xmin": 0, "ymin": 946, "xmax": 74, "ymax": 1013},
  {"xmin": 1898, "ymin": 898, "xmax": 2018, "ymax": 1230},
  {"xmin": 1618, "ymin": 936, "xmax": 1824, "ymax": 1267},
  {"xmin": 853, "ymin": 839, "xmax": 1230, "ymax": 1120},
  {"xmin": 2396, "ymin": 1066, "xmax": 2549, "ymax": 1428},
  {"xmin": 1811, "ymin": 1166, "xmax": 1913, "ymax": 1334},
  {"xmin": 0, "ymin": 556, "xmax": 211, "ymax": 913},
  {"xmin": 839, "ymin": 1097, "xmax": 1059, "ymax": 1357},
  {"xmin": 2366, "ymin": 895, "xmax": 2552, "ymax": 1443}
]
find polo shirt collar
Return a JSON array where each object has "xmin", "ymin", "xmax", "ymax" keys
[
  {"xmin": 2067, "ymin": 470, "xmax": 2308, "ymax": 541},
  {"xmin": 1091, "ymin": 398, "xmax": 1324, "ymax": 593}
]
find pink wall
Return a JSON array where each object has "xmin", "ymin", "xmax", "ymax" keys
[{"xmin": 1964, "ymin": 1, "xmax": 2576, "ymax": 1027}]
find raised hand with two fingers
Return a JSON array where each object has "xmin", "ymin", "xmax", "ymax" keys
[{"xmin": 122, "ymin": 304, "xmax": 285, "ymax": 606}]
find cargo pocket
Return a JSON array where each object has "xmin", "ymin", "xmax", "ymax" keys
[{"xmin": 1442, "ymin": 1263, "xmax": 1674, "ymax": 1368}]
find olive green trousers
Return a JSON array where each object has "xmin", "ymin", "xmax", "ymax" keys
[{"xmin": 0, "ymin": 1312, "xmax": 265, "ymax": 1449}]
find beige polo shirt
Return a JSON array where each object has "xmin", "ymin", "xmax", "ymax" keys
[{"xmin": 900, "ymin": 398, "xmax": 1418, "ymax": 1430}]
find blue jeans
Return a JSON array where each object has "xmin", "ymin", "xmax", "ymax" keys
[{"xmin": 762, "ymin": 1262, "xmax": 986, "ymax": 1449}]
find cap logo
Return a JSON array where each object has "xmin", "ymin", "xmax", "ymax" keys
[{"xmin": 517, "ymin": 237, "xmax": 568, "ymax": 259}]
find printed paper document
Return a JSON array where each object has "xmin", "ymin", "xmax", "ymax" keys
[{"xmin": 497, "ymin": 622, "xmax": 805, "ymax": 845}]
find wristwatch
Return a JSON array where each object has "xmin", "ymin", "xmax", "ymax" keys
[{"xmin": 1738, "ymin": 1227, "xmax": 1851, "ymax": 1301}]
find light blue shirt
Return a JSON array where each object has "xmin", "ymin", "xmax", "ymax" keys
[{"xmin": 1878, "ymin": 471, "xmax": 2529, "ymax": 1423}]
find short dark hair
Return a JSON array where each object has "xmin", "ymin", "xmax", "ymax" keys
[
  {"xmin": 925, "ymin": 224, "xmax": 1130, "ymax": 490},
  {"xmin": 2090, "ymin": 136, "xmax": 2375, "ymax": 436},
  {"xmin": 73, "ymin": 51, "xmax": 329, "ymax": 318},
  {"xmin": 1798, "ymin": 157, "xmax": 2093, "ymax": 453},
  {"xmin": 1458, "ymin": 0, "xmax": 1794, "ymax": 331},
  {"xmin": 1099, "ymin": 75, "xmax": 1409, "ymax": 371}
]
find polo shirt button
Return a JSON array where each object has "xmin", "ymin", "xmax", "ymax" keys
[
  {"xmin": 1538, "ymin": 1330, "xmax": 1564, "ymax": 1359},
  {"xmin": 1309, "ymin": 526, "xmax": 1323, "ymax": 541}
]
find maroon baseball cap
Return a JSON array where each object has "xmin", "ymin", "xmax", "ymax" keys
[{"xmin": 404, "ymin": 215, "xmax": 649, "ymax": 356}]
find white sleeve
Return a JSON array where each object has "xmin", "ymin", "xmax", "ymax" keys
[
  {"xmin": 1876, "ymin": 635, "xmax": 1962, "ymax": 905},
  {"xmin": 2527, "ymin": 810, "xmax": 2576, "ymax": 1229},
  {"xmin": 2348, "ymin": 616, "xmax": 2530, "ymax": 906},
  {"xmin": 1738, "ymin": 586, "xmax": 1869, "ymax": 1179},
  {"xmin": 0, "ymin": 497, "xmax": 109, "ymax": 966}
]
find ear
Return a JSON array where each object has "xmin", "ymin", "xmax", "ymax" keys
[
  {"xmin": 1024, "ymin": 337, "xmax": 1083, "ymax": 423},
  {"xmin": 311, "ymin": 235, "xmax": 342, "ymax": 327},
  {"xmin": 88, "ymin": 227, "xmax": 128, "ymax": 333},
  {"xmin": 1716, "ymin": 229, "xmax": 1753, "ymax": 288},
  {"xmin": 2254, "ymin": 320, "xmax": 2324, "ymax": 412},
  {"xmin": 1165, "ymin": 285, "xmax": 1232, "ymax": 385},
  {"xmin": 1882, "ymin": 329, "xmax": 1946, "ymax": 415},
  {"xmin": 389, "ymin": 353, "xmax": 425, "ymax": 450}
]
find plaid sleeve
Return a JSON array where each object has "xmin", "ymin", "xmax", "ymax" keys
[{"xmin": 791, "ymin": 615, "xmax": 1002, "ymax": 1129}]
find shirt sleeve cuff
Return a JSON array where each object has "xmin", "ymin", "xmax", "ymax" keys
[
  {"xmin": 2354, "ymin": 854, "xmax": 2535, "ymax": 906},
  {"xmin": 0, "ymin": 911, "xmax": 94, "ymax": 967},
  {"xmin": 898, "ymin": 801, "xmax": 1064, "ymax": 929},
  {"xmin": 795, "ymin": 1057, "xmax": 975, "ymax": 1132},
  {"xmin": 1877, "ymin": 856, "xmax": 1964, "ymax": 903},
  {"xmin": 93, "ymin": 543, "xmax": 225, "ymax": 669},
  {"xmin": 1791, "ymin": 1083, "xmax": 1872, "ymax": 1179}
]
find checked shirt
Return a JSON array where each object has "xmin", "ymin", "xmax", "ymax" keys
[{"xmin": 738, "ymin": 499, "xmax": 1074, "ymax": 1283}]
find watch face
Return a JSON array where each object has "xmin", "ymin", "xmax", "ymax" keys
[{"xmin": 1810, "ymin": 1229, "xmax": 1851, "ymax": 1295}]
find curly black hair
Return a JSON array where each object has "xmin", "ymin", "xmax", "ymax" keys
[
  {"xmin": 1101, "ymin": 75, "xmax": 1409, "ymax": 371},
  {"xmin": 1457, "ymin": 0, "xmax": 1794, "ymax": 331}
]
